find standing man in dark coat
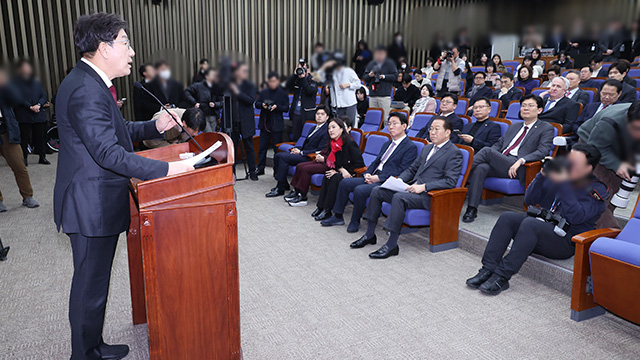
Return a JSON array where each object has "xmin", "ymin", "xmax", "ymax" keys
[
  {"xmin": 229, "ymin": 62, "xmax": 259, "ymax": 180},
  {"xmin": 147, "ymin": 60, "xmax": 185, "ymax": 108},
  {"xmin": 12, "ymin": 59, "xmax": 50, "ymax": 165},
  {"xmin": 285, "ymin": 61, "xmax": 317, "ymax": 142},
  {"xmin": 184, "ymin": 67, "xmax": 224, "ymax": 132},
  {"xmin": 255, "ymin": 71, "xmax": 289, "ymax": 176},
  {"xmin": 132, "ymin": 62, "xmax": 158, "ymax": 121},
  {"xmin": 54, "ymin": 13, "xmax": 193, "ymax": 360}
]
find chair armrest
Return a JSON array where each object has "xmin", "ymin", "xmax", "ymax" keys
[
  {"xmin": 307, "ymin": 153, "xmax": 317, "ymax": 161},
  {"xmin": 523, "ymin": 161, "xmax": 541, "ymax": 188},
  {"xmin": 500, "ymin": 109, "xmax": 507, "ymax": 118},
  {"xmin": 428, "ymin": 187, "xmax": 468, "ymax": 247},
  {"xmin": 427, "ymin": 187, "xmax": 468, "ymax": 198},
  {"xmin": 354, "ymin": 167, "xmax": 368, "ymax": 176},
  {"xmin": 276, "ymin": 142, "xmax": 295, "ymax": 148},
  {"xmin": 572, "ymin": 228, "xmax": 622, "ymax": 245}
]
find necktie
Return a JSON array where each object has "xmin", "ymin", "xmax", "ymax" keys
[
  {"xmin": 380, "ymin": 142, "xmax": 397, "ymax": 164},
  {"xmin": 543, "ymin": 99, "xmax": 555, "ymax": 112},
  {"xmin": 109, "ymin": 85, "xmax": 118, "ymax": 103},
  {"xmin": 426, "ymin": 145, "xmax": 439, "ymax": 164},
  {"xmin": 503, "ymin": 126, "xmax": 528, "ymax": 155},
  {"xmin": 565, "ymin": 91, "xmax": 570, "ymax": 98}
]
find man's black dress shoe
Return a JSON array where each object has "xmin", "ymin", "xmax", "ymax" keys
[
  {"xmin": 369, "ymin": 244, "xmax": 399, "ymax": 259},
  {"xmin": 311, "ymin": 207, "xmax": 322, "ymax": 217},
  {"xmin": 265, "ymin": 188, "xmax": 284, "ymax": 197},
  {"xmin": 462, "ymin": 207, "xmax": 477, "ymax": 223},
  {"xmin": 256, "ymin": 168, "xmax": 265, "ymax": 176},
  {"xmin": 466, "ymin": 268, "xmax": 493, "ymax": 289},
  {"xmin": 350, "ymin": 234, "xmax": 377, "ymax": 248},
  {"xmin": 98, "ymin": 343, "xmax": 129, "ymax": 360},
  {"xmin": 249, "ymin": 171, "xmax": 259, "ymax": 181},
  {"xmin": 39, "ymin": 158, "xmax": 51, "ymax": 165},
  {"xmin": 284, "ymin": 191, "xmax": 298, "ymax": 201},
  {"xmin": 479, "ymin": 274, "xmax": 510, "ymax": 295},
  {"xmin": 314, "ymin": 209, "xmax": 331, "ymax": 221}
]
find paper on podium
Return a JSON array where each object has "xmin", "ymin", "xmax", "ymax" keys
[
  {"xmin": 173, "ymin": 141, "xmax": 222, "ymax": 167},
  {"xmin": 380, "ymin": 177, "xmax": 410, "ymax": 192}
]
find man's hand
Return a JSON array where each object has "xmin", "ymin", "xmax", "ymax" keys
[
  {"xmin": 368, "ymin": 71, "xmax": 376, "ymax": 78},
  {"xmin": 406, "ymin": 183, "xmax": 426, "ymax": 194},
  {"xmin": 339, "ymin": 168, "xmax": 352, "ymax": 178},
  {"xmin": 262, "ymin": 103, "xmax": 268, "ymax": 109},
  {"xmin": 30, "ymin": 104, "xmax": 41, "ymax": 113},
  {"xmin": 339, "ymin": 83, "xmax": 350, "ymax": 89},
  {"xmin": 508, "ymin": 159, "xmax": 524, "ymax": 179},
  {"xmin": 194, "ymin": 103, "xmax": 200, "ymax": 109},
  {"xmin": 459, "ymin": 134, "xmax": 473, "ymax": 144},
  {"xmin": 116, "ymin": 100, "xmax": 124, "ymax": 109},
  {"xmin": 156, "ymin": 110, "xmax": 181, "ymax": 133},
  {"xmin": 325, "ymin": 169, "xmax": 337, "ymax": 178},
  {"xmin": 364, "ymin": 173, "xmax": 380, "ymax": 184},
  {"xmin": 167, "ymin": 162, "xmax": 195, "ymax": 176},
  {"xmin": 617, "ymin": 162, "xmax": 634, "ymax": 181},
  {"xmin": 539, "ymin": 90, "xmax": 549, "ymax": 98},
  {"xmin": 500, "ymin": 87, "xmax": 509, "ymax": 94},
  {"xmin": 606, "ymin": 49, "xmax": 613, "ymax": 55},
  {"xmin": 209, "ymin": 102, "xmax": 215, "ymax": 108},
  {"xmin": 290, "ymin": 148, "xmax": 301, "ymax": 155},
  {"xmin": 270, "ymin": 105, "xmax": 277, "ymax": 111}
]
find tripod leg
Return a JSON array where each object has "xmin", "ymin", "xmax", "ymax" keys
[{"xmin": 0, "ymin": 237, "xmax": 9, "ymax": 261}]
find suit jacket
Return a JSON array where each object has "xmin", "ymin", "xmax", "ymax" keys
[
  {"xmin": 569, "ymin": 89, "xmax": 590, "ymax": 107},
  {"xmin": 393, "ymin": 84, "xmax": 421, "ymax": 107},
  {"xmin": 596, "ymin": 67, "xmax": 609, "ymax": 78},
  {"xmin": 494, "ymin": 87, "xmax": 522, "ymax": 110},
  {"xmin": 11, "ymin": 76, "xmax": 48, "ymax": 124},
  {"xmin": 184, "ymin": 81, "xmax": 224, "ymax": 117},
  {"xmin": 323, "ymin": 138, "xmax": 365, "ymax": 176},
  {"xmin": 255, "ymin": 87, "xmax": 290, "ymax": 133},
  {"xmin": 365, "ymin": 136, "xmax": 418, "ymax": 182},
  {"xmin": 539, "ymin": 96, "xmax": 580, "ymax": 133},
  {"xmin": 579, "ymin": 79, "xmax": 599, "ymax": 89},
  {"xmin": 490, "ymin": 120, "xmax": 554, "ymax": 182},
  {"xmin": 0, "ymin": 82, "xmax": 22, "ymax": 144},
  {"xmin": 298, "ymin": 122, "xmax": 329, "ymax": 155},
  {"xmin": 454, "ymin": 119, "xmax": 501, "ymax": 153},
  {"xmin": 53, "ymin": 60, "xmax": 168, "ymax": 237},
  {"xmin": 577, "ymin": 103, "xmax": 631, "ymax": 142},
  {"xmin": 594, "ymin": 82, "xmax": 636, "ymax": 104},
  {"xmin": 147, "ymin": 76, "xmax": 185, "ymax": 107},
  {"xmin": 133, "ymin": 80, "xmax": 160, "ymax": 122},
  {"xmin": 230, "ymin": 80, "xmax": 257, "ymax": 139},
  {"xmin": 574, "ymin": 102, "xmax": 602, "ymax": 133},
  {"xmin": 415, "ymin": 112, "xmax": 463, "ymax": 140},
  {"xmin": 398, "ymin": 141, "xmax": 463, "ymax": 208},
  {"xmin": 466, "ymin": 85, "xmax": 494, "ymax": 106}
]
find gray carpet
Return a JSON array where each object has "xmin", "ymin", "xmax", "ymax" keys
[{"xmin": 1, "ymin": 154, "xmax": 639, "ymax": 360}]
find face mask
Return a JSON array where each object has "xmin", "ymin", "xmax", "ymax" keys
[
  {"xmin": 396, "ymin": 37, "xmax": 402, "ymax": 43},
  {"xmin": 159, "ymin": 70, "xmax": 171, "ymax": 80}
]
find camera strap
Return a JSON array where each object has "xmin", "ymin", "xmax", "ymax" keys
[{"xmin": 550, "ymin": 197, "xmax": 560, "ymax": 212}]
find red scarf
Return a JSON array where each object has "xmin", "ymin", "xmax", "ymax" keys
[{"xmin": 326, "ymin": 137, "xmax": 343, "ymax": 169}]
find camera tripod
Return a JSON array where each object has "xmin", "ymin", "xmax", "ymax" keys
[{"xmin": 0, "ymin": 237, "xmax": 9, "ymax": 261}]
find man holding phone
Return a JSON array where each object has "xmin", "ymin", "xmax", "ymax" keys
[{"xmin": 415, "ymin": 92, "xmax": 464, "ymax": 142}]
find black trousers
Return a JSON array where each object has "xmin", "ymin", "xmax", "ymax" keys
[
  {"xmin": 332, "ymin": 177, "xmax": 380, "ymax": 224},
  {"xmin": 482, "ymin": 212, "xmax": 575, "ymax": 279},
  {"xmin": 467, "ymin": 147, "xmax": 520, "ymax": 208},
  {"xmin": 317, "ymin": 172, "xmax": 344, "ymax": 210},
  {"xmin": 363, "ymin": 186, "xmax": 426, "ymax": 234},
  {"xmin": 257, "ymin": 130, "xmax": 282, "ymax": 171},
  {"xmin": 68, "ymin": 233, "xmax": 119, "ymax": 360},
  {"xmin": 231, "ymin": 131, "xmax": 256, "ymax": 173},
  {"xmin": 273, "ymin": 151, "xmax": 307, "ymax": 186},
  {"xmin": 19, "ymin": 122, "xmax": 47, "ymax": 160}
]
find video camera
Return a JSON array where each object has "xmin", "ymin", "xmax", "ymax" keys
[
  {"xmin": 527, "ymin": 205, "xmax": 571, "ymax": 237},
  {"xmin": 295, "ymin": 58, "xmax": 307, "ymax": 76}
]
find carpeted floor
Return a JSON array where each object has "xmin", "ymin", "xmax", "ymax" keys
[{"xmin": 0, "ymin": 154, "xmax": 639, "ymax": 360}]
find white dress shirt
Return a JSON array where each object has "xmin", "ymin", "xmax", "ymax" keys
[
  {"xmin": 544, "ymin": 97, "xmax": 561, "ymax": 112},
  {"xmin": 318, "ymin": 67, "xmax": 361, "ymax": 108},
  {"xmin": 81, "ymin": 58, "xmax": 112, "ymax": 88},
  {"xmin": 376, "ymin": 135, "xmax": 406, "ymax": 172},
  {"xmin": 425, "ymin": 140, "xmax": 449, "ymax": 163},
  {"xmin": 567, "ymin": 87, "xmax": 579, "ymax": 99},
  {"xmin": 505, "ymin": 120, "xmax": 536, "ymax": 157},
  {"xmin": 498, "ymin": 85, "xmax": 514, "ymax": 99}
]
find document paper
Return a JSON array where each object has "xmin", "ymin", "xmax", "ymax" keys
[
  {"xmin": 380, "ymin": 177, "xmax": 411, "ymax": 192},
  {"xmin": 174, "ymin": 141, "xmax": 222, "ymax": 167}
]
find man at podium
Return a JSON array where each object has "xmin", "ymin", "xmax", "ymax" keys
[{"xmin": 53, "ymin": 13, "xmax": 193, "ymax": 360}]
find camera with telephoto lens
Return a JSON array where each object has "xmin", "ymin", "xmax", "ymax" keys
[
  {"xmin": 295, "ymin": 58, "xmax": 307, "ymax": 76},
  {"xmin": 446, "ymin": 50, "xmax": 454, "ymax": 58},
  {"xmin": 263, "ymin": 99, "xmax": 275, "ymax": 107},
  {"xmin": 527, "ymin": 205, "xmax": 571, "ymax": 237},
  {"xmin": 610, "ymin": 164, "xmax": 640, "ymax": 209}
]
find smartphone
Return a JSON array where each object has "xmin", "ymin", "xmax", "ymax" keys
[
  {"xmin": 453, "ymin": 129, "xmax": 462, "ymax": 136},
  {"xmin": 120, "ymin": 98, "xmax": 127, "ymax": 102}
]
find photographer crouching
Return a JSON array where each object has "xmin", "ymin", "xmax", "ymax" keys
[
  {"xmin": 285, "ymin": 59, "xmax": 318, "ymax": 142},
  {"xmin": 466, "ymin": 144, "xmax": 607, "ymax": 295}
]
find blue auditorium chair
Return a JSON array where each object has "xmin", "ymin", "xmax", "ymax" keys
[
  {"xmin": 582, "ymin": 87, "xmax": 597, "ymax": 104},
  {"xmin": 627, "ymin": 68, "xmax": 640, "ymax": 78},
  {"xmin": 489, "ymin": 99, "xmax": 502, "ymax": 118},
  {"xmin": 504, "ymin": 101, "xmax": 522, "ymax": 122},
  {"xmin": 360, "ymin": 108, "xmax": 384, "ymax": 132},
  {"xmin": 277, "ymin": 121, "xmax": 316, "ymax": 153},
  {"xmin": 454, "ymin": 98, "xmax": 468, "ymax": 115},
  {"xmin": 407, "ymin": 112, "xmax": 436, "ymax": 138},
  {"xmin": 379, "ymin": 144, "xmax": 475, "ymax": 252}
]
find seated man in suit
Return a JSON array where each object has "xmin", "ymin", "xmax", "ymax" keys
[
  {"xmin": 565, "ymin": 70, "xmax": 590, "ymax": 107},
  {"xmin": 415, "ymin": 92, "xmax": 463, "ymax": 141},
  {"xmin": 465, "ymin": 71, "xmax": 494, "ymax": 115},
  {"xmin": 462, "ymin": 94, "xmax": 554, "ymax": 223},
  {"xmin": 573, "ymin": 79, "xmax": 622, "ymax": 133},
  {"xmin": 590, "ymin": 55, "xmax": 608, "ymax": 78},
  {"xmin": 454, "ymin": 97, "xmax": 501, "ymax": 153},
  {"xmin": 321, "ymin": 112, "xmax": 417, "ymax": 232},
  {"xmin": 265, "ymin": 105, "xmax": 330, "ymax": 197},
  {"xmin": 494, "ymin": 73, "xmax": 522, "ymax": 111},
  {"xmin": 393, "ymin": 74, "xmax": 420, "ymax": 112},
  {"xmin": 578, "ymin": 66, "xmax": 599, "ymax": 89},
  {"xmin": 594, "ymin": 61, "xmax": 637, "ymax": 104},
  {"xmin": 538, "ymin": 77, "xmax": 580, "ymax": 133},
  {"xmin": 351, "ymin": 116, "xmax": 463, "ymax": 259}
]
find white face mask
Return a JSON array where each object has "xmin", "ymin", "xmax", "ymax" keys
[{"xmin": 159, "ymin": 69, "xmax": 171, "ymax": 80}]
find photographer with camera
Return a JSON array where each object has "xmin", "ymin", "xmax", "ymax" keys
[
  {"xmin": 466, "ymin": 144, "xmax": 607, "ymax": 295},
  {"xmin": 363, "ymin": 45, "xmax": 398, "ymax": 124},
  {"xmin": 255, "ymin": 71, "xmax": 290, "ymax": 176},
  {"xmin": 433, "ymin": 46, "xmax": 465, "ymax": 97},
  {"xmin": 317, "ymin": 52, "xmax": 361, "ymax": 124},
  {"xmin": 285, "ymin": 59, "xmax": 318, "ymax": 142},
  {"xmin": 184, "ymin": 68, "xmax": 224, "ymax": 132}
]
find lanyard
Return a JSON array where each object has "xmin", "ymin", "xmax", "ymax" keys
[{"xmin": 550, "ymin": 196, "xmax": 560, "ymax": 212}]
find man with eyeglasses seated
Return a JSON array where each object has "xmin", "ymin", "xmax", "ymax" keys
[
  {"xmin": 573, "ymin": 79, "xmax": 622, "ymax": 134},
  {"xmin": 415, "ymin": 92, "xmax": 463, "ymax": 141},
  {"xmin": 462, "ymin": 94, "xmax": 554, "ymax": 223},
  {"xmin": 465, "ymin": 72, "xmax": 494, "ymax": 115},
  {"xmin": 493, "ymin": 73, "xmax": 521, "ymax": 111},
  {"xmin": 350, "ymin": 116, "xmax": 462, "ymax": 259},
  {"xmin": 453, "ymin": 97, "xmax": 501, "ymax": 153}
]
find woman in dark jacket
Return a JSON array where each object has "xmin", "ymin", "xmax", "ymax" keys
[
  {"xmin": 12, "ymin": 59, "xmax": 49, "ymax": 165},
  {"xmin": 310, "ymin": 118, "xmax": 364, "ymax": 220},
  {"xmin": 514, "ymin": 65, "xmax": 537, "ymax": 95},
  {"xmin": 352, "ymin": 39, "xmax": 372, "ymax": 77},
  {"xmin": 356, "ymin": 87, "xmax": 369, "ymax": 128}
]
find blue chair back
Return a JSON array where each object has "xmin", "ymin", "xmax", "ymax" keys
[
  {"xmin": 455, "ymin": 99, "xmax": 468, "ymax": 115},
  {"xmin": 505, "ymin": 102, "xmax": 521, "ymax": 121},
  {"xmin": 408, "ymin": 113, "xmax": 434, "ymax": 138},
  {"xmin": 489, "ymin": 100, "xmax": 501, "ymax": 117},
  {"xmin": 362, "ymin": 133, "xmax": 390, "ymax": 166},
  {"xmin": 288, "ymin": 94, "xmax": 294, "ymax": 105},
  {"xmin": 628, "ymin": 69, "xmax": 640, "ymax": 78},
  {"xmin": 431, "ymin": 73, "xmax": 439, "ymax": 80},
  {"xmin": 591, "ymin": 78, "xmax": 605, "ymax": 88},
  {"xmin": 431, "ymin": 79, "xmax": 437, "ymax": 89},
  {"xmin": 361, "ymin": 109, "xmax": 383, "ymax": 132},
  {"xmin": 583, "ymin": 89, "xmax": 595, "ymax": 103},
  {"xmin": 316, "ymin": 95, "xmax": 321, "ymax": 105},
  {"xmin": 254, "ymin": 108, "xmax": 260, "ymax": 116},
  {"xmin": 602, "ymin": 63, "xmax": 612, "ymax": 69},
  {"xmin": 456, "ymin": 146, "xmax": 471, "ymax": 187},
  {"xmin": 470, "ymin": 66, "xmax": 485, "ymax": 73},
  {"xmin": 434, "ymin": 98, "xmax": 441, "ymax": 113},
  {"xmin": 636, "ymin": 90, "xmax": 640, "ymax": 101},
  {"xmin": 503, "ymin": 60, "xmax": 520, "ymax": 69},
  {"xmin": 635, "ymin": 79, "xmax": 640, "ymax": 88},
  {"xmin": 493, "ymin": 120, "xmax": 510, "ymax": 137},
  {"xmin": 459, "ymin": 79, "xmax": 466, "ymax": 95},
  {"xmin": 350, "ymin": 129, "xmax": 363, "ymax": 147},
  {"xmin": 532, "ymin": 88, "xmax": 546, "ymax": 97},
  {"xmin": 411, "ymin": 139, "xmax": 427, "ymax": 156},
  {"xmin": 460, "ymin": 116, "xmax": 471, "ymax": 127},
  {"xmin": 295, "ymin": 122, "xmax": 317, "ymax": 147},
  {"xmin": 317, "ymin": 87, "xmax": 322, "ymax": 95}
]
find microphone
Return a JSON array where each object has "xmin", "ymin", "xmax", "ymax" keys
[{"xmin": 134, "ymin": 82, "xmax": 204, "ymax": 152}]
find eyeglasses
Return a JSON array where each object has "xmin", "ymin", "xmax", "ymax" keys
[
  {"xmin": 521, "ymin": 104, "xmax": 538, "ymax": 109},
  {"xmin": 429, "ymin": 127, "xmax": 444, "ymax": 132},
  {"xmin": 441, "ymin": 100, "xmax": 454, "ymax": 105},
  {"xmin": 111, "ymin": 39, "xmax": 133, "ymax": 50},
  {"xmin": 474, "ymin": 105, "xmax": 489, "ymax": 109}
]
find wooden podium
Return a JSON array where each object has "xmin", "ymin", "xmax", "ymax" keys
[{"xmin": 126, "ymin": 132, "xmax": 241, "ymax": 360}]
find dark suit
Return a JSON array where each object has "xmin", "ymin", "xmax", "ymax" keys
[
  {"xmin": 595, "ymin": 82, "xmax": 636, "ymax": 104},
  {"xmin": 286, "ymin": 74, "xmax": 318, "ymax": 141},
  {"xmin": 415, "ymin": 112, "xmax": 463, "ymax": 141},
  {"xmin": 466, "ymin": 120, "xmax": 554, "ymax": 208},
  {"xmin": 579, "ymin": 79, "xmax": 600, "ymax": 89},
  {"xmin": 12, "ymin": 76, "xmax": 48, "ymax": 160},
  {"xmin": 229, "ymin": 80, "xmax": 258, "ymax": 173},
  {"xmin": 574, "ymin": 102, "xmax": 604, "ymax": 133},
  {"xmin": 569, "ymin": 88, "xmax": 590, "ymax": 107},
  {"xmin": 364, "ymin": 141, "xmax": 462, "ymax": 235},
  {"xmin": 54, "ymin": 60, "xmax": 168, "ymax": 360},
  {"xmin": 494, "ymin": 87, "xmax": 522, "ymax": 110},
  {"xmin": 133, "ymin": 80, "xmax": 160, "ymax": 121},
  {"xmin": 316, "ymin": 139, "xmax": 365, "ymax": 210},
  {"xmin": 273, "ymin": 122, "xmax": 330, "ymax": 189},
  {"xmin": 453, "ymin": 119, "xmax": 501, "ymax": 153},
  {"xmin": 332, "ymin": 136, "xmax": 418, "ymax": 224},
  {"xmin": 393, "ymin": 84, "xmax": 421, "ymax": 108},
  {"xmin": 184, "ymin": 81, "xmax": 224, "ymax": 117},
  {"xmin": 539, "ymin": 96, "xmax": 580, "ymax": 133},
  {"xmin": 147, "ymin": 76, "xmax": 185, "ymax": 107},
  {"xmin": 255, "ymin": 87, "xmax": 290, "ymax": 171},
  {"xmin": 466, "ymin": 85, "xmax": 494, "ymax": 107}
]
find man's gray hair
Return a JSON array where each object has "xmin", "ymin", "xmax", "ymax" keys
[{"xmin": 555, "ymin": 76, "xmax": 570, "ymax": 89}]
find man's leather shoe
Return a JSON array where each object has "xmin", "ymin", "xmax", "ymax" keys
[
  {"xmin": 39, "ymin": 158, "xmax": 51, "ymax": 165},
  {"xmin": 98, "ymin": 343, "xmax": 129, "ymax": 360},
  {"xmin": 369, "ymin": 244, "xmax": 399, "ymax": 259},
  {"xmin": 249, "ymin": 171, "xmax": 259, "ymax": 181},
  {"xmin": 256, "ymin": 168, "xmax": 265, "ymax": 176},
  {"xmin": 311, "ymin": 207, "xmax": 322, "ymax": 217},
  {"xmin": 284, "ymin": 191, "xmax": 298, "ymax": 201},
  {"xmin": 462, "ymin": 207, "xmax": 477, "ymax": 223},
  {"xmin": 321, "ymin": 215, "xmax": 345, "ymax": 226},
  {"xmin": 350, "ymin": 234, "xmax": 377, "ymax": 248},
  {"xmin": 479, "ymin": 274, "xmax": 510, "ymax": 295},
  {"xmin": 466, "ymin": 268, "xmax": 493, "ymax": 289},
  {"xmin": 346, "ymin": 222, "xmax": 360, "ymax": 233},
  {"xmin": 314, "ymin": 209, "xmax": 331, "ymax": 221},
  {"xmin": 265, "ymin": 188, "xmax": 284, "ymax": 197}
]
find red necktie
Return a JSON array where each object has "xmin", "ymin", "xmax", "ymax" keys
[
  {"xmin": 109, "ymin": 85, "xmax": 118, "ymax": 103},
  {"xmin": 503, "ymin": 126, "xmax": 528, "ymax": 155},
  {"xmin": 565, "ymin": 90, "xmax": 570, "ymax": 98}
]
